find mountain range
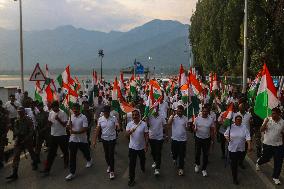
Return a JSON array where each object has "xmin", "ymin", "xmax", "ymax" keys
[{"xmin": 0, "ymin": 19, "xmax": 190, "ymax": 73}]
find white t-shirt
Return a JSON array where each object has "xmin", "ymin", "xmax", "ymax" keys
[
  {"xmin": 69, "ymin": 114, "xmax": 88, "ymax": 143},
  {"xmin": 224, "ymin": 124, "xmax": 251, "ymax": 152},
  {"xmin": 148, "ymin": 115, "xmax": 166, "ymax": 140},
  {"xmin": 263, "ymin": 117, "xmax": 284, "ymax": 146},
  {"xmin": 98, "ymin": 116, "xmax": 118, "ymax": 141},
  {"xmin": 159, "ymin": 101, "xmax": 168, "ymax": 119},
  {"xmin": 194, "ymin": 116, "xmax": 214, "ymax": 139},
  {"xmin": 126, "ymin": 121, "xmax": 148, "ymax": 150},
  {"xmin": 171, "ymin": 115, "xmax": 188, "ymax": 141},
  {"xmin": 4, "ymin": 101, "xmax": 21, "ymax": 119},
  {"xmin": 48, "ymin": 110, "xmax": 68, "ymax": 136}
]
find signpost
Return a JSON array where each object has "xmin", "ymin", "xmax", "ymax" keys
[{"xmin": 29, "ymin": 63, "xmax": 46, "ymax": 81}]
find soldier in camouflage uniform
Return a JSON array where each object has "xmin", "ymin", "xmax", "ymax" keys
[
  {"xmin": 0, "ymin": 100, "xmax": 9, "ymax": 169},
  {"xmin": 6, "ymin": 107, "xmax": 38, "ymax": 181},
  {"xmin": 35, "ymin": 102, "xmax": 50, "ymax": 162}
]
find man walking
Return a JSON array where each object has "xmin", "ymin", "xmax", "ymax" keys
[
  {"xmin": 6, "ymin": 107, "xmax": 38, "ymax": 181},
  {"xmin": 126, "ymin": 109, "xmax": 149, "ymax": 186}
]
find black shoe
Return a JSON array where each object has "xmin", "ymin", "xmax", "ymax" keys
[
  {"xmin": 6, "ymin": 174, "xmax": 18, "ymax": 180},
  {"xmin": 128, "ymin": 179, "xmax": 135, "ymax": 187},
  {"xmin": 239, "ymin": 164, "xmax": 246, "ymax": 169}
]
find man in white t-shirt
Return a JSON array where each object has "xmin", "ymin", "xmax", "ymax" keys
[
  {"xmin": 94, "ymin": 105, "xmax": 120, "ymax": 180},
  {"xmin": 65, "ymin": 103, "xmax": 92, "ymax": 181},
  {"xmin": 126, "ymin": 109, "xmax": 149, "ymax": 187},
  {"xmin": 168, "ymin": 105, "xmax": 188, "ymax": 176},
  {"xmin": 5, "ymin": 94, "xmax": 21, "ymax": 131},
  {"xmin": 159, "ymin": 96, "xmax": 169, "ymax": 120},
  {"xmin": 256, "ymin": 108, "xmax": 284, "ymax": 185},
  {"xmin": 41, "ymin": 101, "xmax": 68, "ymax": 176},
  {"xmin": 147, "ymin": 111, "xmax": 167, "ymax": 176},
  {"xmin": 194, "ymin": 106, "xmax": 215, "ymax": 177}
]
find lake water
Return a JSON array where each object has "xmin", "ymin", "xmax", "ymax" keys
[{"xmin": 0, "ymin": 74, "xmax": 116, "ymax": 96}]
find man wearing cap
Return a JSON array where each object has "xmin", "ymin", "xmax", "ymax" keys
[
  {"xmin": 126, "ymin": 109, "xmax": 149, "ymax": 186},
  {"xmin": 65, "ymin": 103, "xmax": 92, "ymax": 181},
  {"xmin": 94, "ymin": 105, "xmax": 120, "ymax": 180},
  {"xmin": 6, "ymin": 107, "xmax": 38, "ymax": 181}
]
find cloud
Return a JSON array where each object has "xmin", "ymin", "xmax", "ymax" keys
[{"xmin": 0, "ymin": 0, "xmax": 197, "ymax": 31}]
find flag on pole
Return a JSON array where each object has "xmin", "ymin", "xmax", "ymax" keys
[
  {"xmin": 149, "ymin": 79, "xmax": 162, "ymax": 100},
  {"xmin": 254, "ymin": 64, "xmax": 279, "ymax": 119},
  {"xmin": 34, "ymin": 81, "xmax": 43, "ymax": 103},
  {"xmin": 179, "ymin": 64, "xmax": 187, "ymax": 87},
  {"xmin": 221, "ymin": 103, "xmax": 234, "ymax": 128}
]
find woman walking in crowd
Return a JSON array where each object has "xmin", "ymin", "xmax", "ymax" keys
[{"xmin": 224, "ymin": 115, "xmax": 252, "ymax": 185}]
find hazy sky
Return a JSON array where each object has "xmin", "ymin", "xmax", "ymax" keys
[{"xmin": 0, "ymin": 0, "xmax": 197, "ymax": 32}]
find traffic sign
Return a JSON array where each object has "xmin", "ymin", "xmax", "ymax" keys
[{"xmin": 29, "ymin": 63, "xmax": 46, "ymax": 81}]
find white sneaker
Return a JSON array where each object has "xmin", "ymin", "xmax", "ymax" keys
[
  {"xmin": 107, "ymin": 166, "xmax": 111, "ymax": 173},
  {"xmin": 154, "ymin": 169, "xmax": 160, "ymax": 176},
  {"xmin": 273, "ymin": 178, "xmax": 281, "ymax": 185},
  {"xmin": 178, "ymin": 169, "xmax": 184, "ymax": 176},
  {"xmin": 85, "ymin": 159, "xmax": 93, "ymax": 168},
  {"xmin": 194, "ymin": 165, "xmax": 200, "ymax": 173},
  {"xmin": 202, "ymin": 170, "xmax": 208, "ymax": 177},
  {"xmin": 255, "ymin": 163, "xmax": 260, "ymax": 171},
  {"xmin": 152, "ymin": 162, "xmax": 156, "ymax": 168},
  {"xmin": 109, "ymin": 172, "xmax": 115, "ymax": 180},
  {"xmin": 65, "ymin": 173, "xmax": 75, "ymax": 181}
]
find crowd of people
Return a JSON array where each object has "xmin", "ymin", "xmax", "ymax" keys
[{"xmin": 0, "ymin": 77, "xmax": 283, "ymax": 187}]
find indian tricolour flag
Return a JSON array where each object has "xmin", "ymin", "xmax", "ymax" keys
[
  {"xmin": 149, "ymin": 79, "xmax": 162, "ymax": 100},
  {"xmin": 254, "ymin": 64, "xmax": 279, "ymax": 119},
  {"xmin": 34, "ymin": 81, "xmax": 43, "ymax": 103},
  {"xmin": 221, "ymin": 103, "xmax": 234, "ymax": 128},
  {"xmin": 248, "ymin": 70, "xmax": 261, "ymax": 102},
  {"xmin": 179, "ymin": 64, "xmax": 187, "ymax": 87}
]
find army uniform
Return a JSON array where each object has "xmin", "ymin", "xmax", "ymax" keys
[
  {"xmin": 35, "ymin": 110, "xmax": 50, "ymax": 161},
  {"xmin": 0, "ymin": 107, "xmax": 9, "ymax": 168},
  {"xmin": 7, "ymin": 115, "xmax": 38, "ymax": 180}
]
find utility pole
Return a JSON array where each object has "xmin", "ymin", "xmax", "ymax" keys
[
  {"xmin": 14, "ymin": 0, "xmax": 24, "ymax": 91},
  {"xmin": 242, "ymin": 0, "xmax": 248, "ymax": 93}
]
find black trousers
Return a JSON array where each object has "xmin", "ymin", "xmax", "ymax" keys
[
  {"xmin": 69, "ymin": 142, "xmax": 91, "ymax": 174},
  {"xmin": 257, "ymin": 144, "xmax": 284, "ymax": 179},
  {"xmin": 128, "ymin": 148, "xmax": 145, "ymax": 181},
  {"xmin": 102, "ymin": 139, "xmax": 116, "ymax": 172},
  {"xmin": 171, "ymin": 140, "xmax": 186, "ymax": 169},
  {"xmin": 195, "ymin": 137, "xmax": 211, "ymax": 171},
  {"xmin": 45, "ymin": 135, "xmax": 69, "ymax": 172},
  {"xmin": 229, "ymin": 151, "xmax": 245, "ymax": 181},
  {"xmin": 219, "ymin": 133, "xmax": 226, "ymax": 157},
  {"xmin": 149, "ymin": 139, "xmax": 163, "ymax": 169}
]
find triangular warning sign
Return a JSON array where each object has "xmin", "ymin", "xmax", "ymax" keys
[{"xmin": 30, "ymin": 63, "xmax": 46, "ymax": 81}]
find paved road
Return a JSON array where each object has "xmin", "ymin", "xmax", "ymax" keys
[{"xmin": 0, "ymin": 133, "xmax": 269, "ymax": 189}]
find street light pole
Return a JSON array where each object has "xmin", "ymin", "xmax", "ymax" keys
[
  {"xmin": 242, "ymin": 0, "xmax": 248, "ymax": 93},
  {"xmin": 98, "ymin": 49, "xmax": 104, "ymax": 81},
  {"xmin": 14, "ymin": 0, "xmax": 24, "ymax": 91}
]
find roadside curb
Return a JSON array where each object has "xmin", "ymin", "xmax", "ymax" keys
[{"xmin": 245, "ymin": 156, "xmax": 276, "ymax": 189}]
